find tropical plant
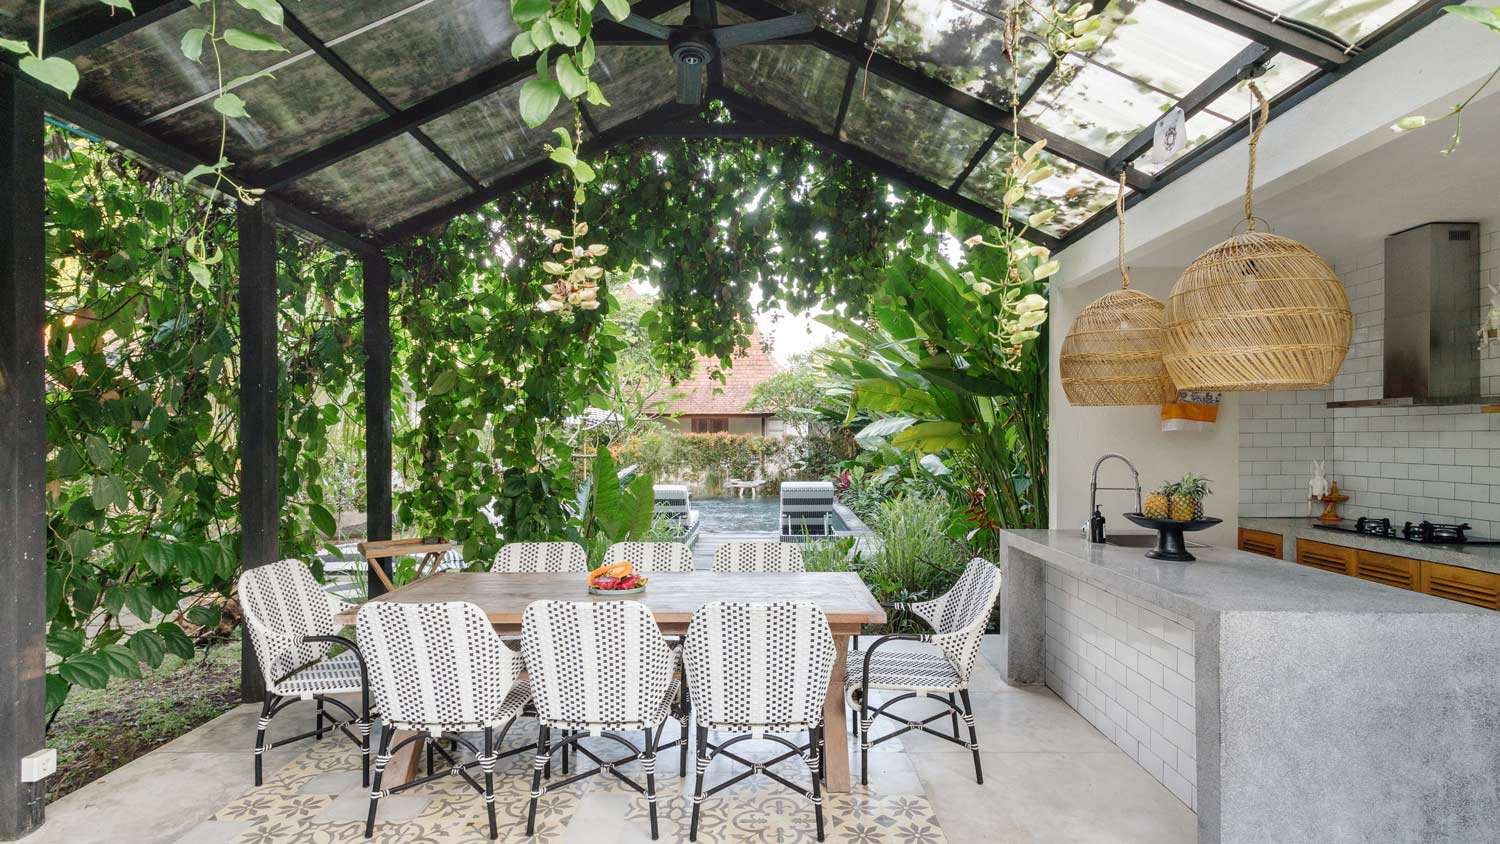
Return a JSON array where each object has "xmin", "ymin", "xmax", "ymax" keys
[
  {"xmin": 861, "ymin": 494, "xmax": 970, "ymax": 632},
  {"xmin": 1392, "ymin": 5, "xmax": 1500, "ymax": 152},
  {"xmin": 801, "ymin": 536, "xmax": 860, "ymax": 573}
]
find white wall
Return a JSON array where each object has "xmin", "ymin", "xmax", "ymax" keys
[{"xmin": 1049, "ymin": 268, "xmax": 1241, "ymax": 546}]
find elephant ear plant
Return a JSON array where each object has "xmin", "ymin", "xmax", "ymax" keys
[{"xmin": 820, "ymin": 223, "xmax": 1050, "ymax": 556}]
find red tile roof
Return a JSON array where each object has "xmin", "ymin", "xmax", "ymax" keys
[{"xmin": 654, "ymin": 331, "xmax": 779, "ymax": 416}]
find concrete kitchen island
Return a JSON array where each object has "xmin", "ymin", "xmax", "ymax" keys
[{"xmin": 999, "ymin": 529, "xmax": 1500, "ymax": 844}]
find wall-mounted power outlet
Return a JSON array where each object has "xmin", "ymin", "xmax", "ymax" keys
[{"xmin": 21, "ymin": 749, "xmax": 56, "ymax": 783}]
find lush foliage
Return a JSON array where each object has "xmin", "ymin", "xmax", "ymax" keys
[
  {"xmin": 616, "ymin": 430, "xmax": 784, "ymax": 487},
  {"xmin": 745, "ymin": 359, "xmax": 824, "ymax": 424}
]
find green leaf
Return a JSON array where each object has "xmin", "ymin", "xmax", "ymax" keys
[
  {"xmin": 123, "ymin": 586, "xmax": 156, "ymax": 623},
  {"xmin": 212, "ymin": 92, "xmax": 250, "ymax": 119},
  {"xmin": 234, "ymin": 0, "xmax": 285, "ymax": 27},
  {"xmin": 579, "ymin": 37, "xmax": 596, "ymax": 69},
  {"xmin": 47, "ymin": 628, "xmax": 85, "ymax": 659},
  {"xmin": 85, "ymin": 434, "xmax": 112, "ymax": 470},
  {"xmin": 224, "ymin": 68, "xmax": 276, "ymax": 88},
  {"xmin": 851, "ymin": 379, "xmax": 938, "ymax": 417},
  {"xmin": 91, "ymin": 474, "xmax": 126, "ymax": 512},
  {"xmin": 100, "ymin": 644, "xmax": 143, "ymax": 679},
  {"xmin": 429, "ymin": 369, "xmax": 459, "ymax": 396},
  {"xmin": 585, "ymin": 80, "xmax": 609, "ymax": 106},
  {"xmin": 519, "ymin": 78, "xmax": 563, "ymax": 127},
  {"xmin": 512, "ymin": 0, "xmax": 552, "ymax": 25},
  {"xmin": 0, "ymin": 37, "xmax": 29, "ymax": 54},
  {"xmin": 571, "ymin": 159, "xmax": 596, "ymax": 183},
  {"xmin": 309, "ymin": 502, "xmax": 337, "ymax": 537},
  {"xmin": 223, "ymin": 28, "xmax": 287, "ymax": 52},
  {"xmin": 1445, "ymin": 4, "xmax": 1500, "ymax": 31},
  {"xmin": 156, "ymin": 622, "xmax": 195, "ymax": 660},
  {"xmin": 181, "ymin": 158, "xmax": 226, "ymax": 184},
  {"xmin": 185, "ymin": 605, "xmax": 221, "ymax": 629},
  {"xmin": 23, "ymin": 55, "xmax": 82, "ymax": 97},
  {"xmin": 127, "ymin": 631, "xmax": 167, "ymax": 669},
  {"xmin": 854, "ymin": 415, "xmax": 918, "ymax": 448},
  {"xmin": 511, "ymin": 30, "xmax": 537, "ymax": 59},
  {"xmin": 556, "ymin": 54, "xmax": 588, "ymax": 98},
  {"xmin": 125, "ymin": 442, "xmax": 150, "ymax": 471},
  {"xmin": 602, "ymin": 0, "xmax": 631, "ymax": 21},
  {"xmin": 45, "ymin": 673, "xmax": 69, "ymax": 714},
  {"xmin": 550, "ymin": 18, "xmax": 582, "ymax": 47},
  {"xmin": 100, "ymin": 0, "xmax": 134, "ymax": 10},
  {"xmin": 59, "ymin": 654, "xmax": 111, "ymax": 690},
  {"xmin": 180, "ymin": 27, "xmax": 208, "ymax": 62},
  {"xmin": 891, "ymin": 421, "xmax": 969, "ymax": 455}
]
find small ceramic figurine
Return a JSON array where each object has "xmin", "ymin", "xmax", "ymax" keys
[{"xmin": 1308, "ymin": 461, "xmax": 1330, "ymax": 516}]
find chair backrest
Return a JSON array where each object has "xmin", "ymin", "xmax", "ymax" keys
[
  {"xmin": 492, "ymin": 541, "xmax": 589, "ymax": 573},
  {"xmin": 930, "ymin": 558, "xmax": 1002, "ymax": 682},
  {"xmin": 652, "ymin": 485, "xmax": 692, "ymax": 521},
  {"xmin": 682, "ymin": 601, "xmax": 834, "ymax": 730},
  {"xmin": 356, "ymin": 601, "xmax": 520, "ymax": 730},
  {"xmin": 781, "ymin": 481, "xmax": 835, "ymax": 534},
  {"xmin": 711, "ymin": 541, "xmax": 804, "ymax": 573},
  {"xmin": 239, "ymin": 559, "xmax": 338, "ymax": 684},
  {"xmin": 603, "ymin": 541, "xmax": 694, "ymax": 573},
  {"xmin": 521, "ymin": 600, "xmax": 674, "ymax": 728}
]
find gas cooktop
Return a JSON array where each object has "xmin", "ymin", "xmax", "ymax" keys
[{"xmin": 1314, "ymin": 517, "xmax": 1500, "ymax": 546}]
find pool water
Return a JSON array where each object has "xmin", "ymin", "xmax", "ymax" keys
[{"xmin": 692, "ymin": 496, "xmax": 847, "ymax": 533}]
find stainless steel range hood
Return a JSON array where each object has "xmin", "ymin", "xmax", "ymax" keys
[{"xmin": 1328, "ymin": 222, "xmax": 1483, "ymax": 409}]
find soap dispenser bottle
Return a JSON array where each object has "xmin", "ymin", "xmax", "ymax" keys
[{"xmin": 1088, "ymin": 506, "xmax": 1107, "ymax": 543}]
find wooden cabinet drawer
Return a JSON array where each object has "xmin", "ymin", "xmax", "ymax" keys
[
  {"xmin": 1239, "ymin": 528, "xmax": 1283, "ymax": 559},
  {"xmin": 1420, "ymin": 561, "xmax": 1500, "ymax": 610},
  {"xmin": 1353, "ymin": 549, "xmax": 1420, "ymax": 591},
  {"xmin": 1295, "ymin": 539, "xmax": 1356, "ymax": 575}
]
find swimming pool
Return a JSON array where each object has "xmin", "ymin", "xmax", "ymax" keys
[{"xmin": 692, "ymin": 496, "xmax": 847, "ymax": 534}]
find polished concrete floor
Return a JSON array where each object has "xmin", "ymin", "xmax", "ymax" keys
[{"xmin": 19, "ymin": 636, "xmax": 1196, "ymax": 844}]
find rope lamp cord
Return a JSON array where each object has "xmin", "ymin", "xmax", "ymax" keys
[
  {"xmin": 1243, "ymin": 81, "xmax": 1268, "ymax": 232},
  {"xmin": 1117, "ymin": 169, "xmax": 1130, "ymax": 289}
]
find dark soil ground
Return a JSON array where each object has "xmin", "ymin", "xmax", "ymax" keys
[{"xmin": 47, "ymin": 635, "xmax": 241, "ymax": 799}]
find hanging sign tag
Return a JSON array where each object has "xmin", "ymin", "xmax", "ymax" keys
[{"xmin": 1153, "ymin": 107, "xmax": 1187, "ymax": 167}]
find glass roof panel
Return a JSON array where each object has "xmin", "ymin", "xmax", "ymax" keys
[
  {"xmin": 1131, "ymin": 110, "xmax": 1232, "ymax": 173},
  {"xmin": 1244, "ymin": 0, "xmax": 1426, "ymax": 44},
  {"xmin": 1025, "ymin": 56, "xmax": 1174, "ymax": 156},
  {"xmin": 1200, "ymin": 57, "xmax": 1318, "ymax": 122},
  {"xmin": 1090, "ymin": 0, "xmax": 1252, "ymax": 97},
  {"xmin": 314, "ymin": 0, "xmax": 518, "ymax": 110},
  {"xmin": 842, "ymin": 71, "xmax": 991, "ymax": 185},
  {"xmin": 71, "ymin": 2, "xmax": 314, "ymax": 123},
  {"xmin": 766, "ymin": 0, "xmax": 867, "ymax": 39},
  {"xmin": 421, "ymin": 83, "xmax": 580, "ymax": 184},
  {"xmin": 724, "ymin": 45, "xmax": 849, "ymax": 134},
  {"xmin": 0, "ymin": 0, "xmax": 95, "ymax": 39},
  {"xmin": 144, "ymin": 61, "xmax": 388, "ymax": 172},
  {"xmin": 281, "ymin": 134, "xmax": 470, "ymax": 234},
  {"xmin": 866, "ymin": 0, "xmax": 1052, "ymax": 108},
  {"xmin": 590, "ymin": 46, "xmax": 680, "ymax": 131},
  {"xmin": 961, "ymin": 143, "xmax": 1118, "ymax": 236}
]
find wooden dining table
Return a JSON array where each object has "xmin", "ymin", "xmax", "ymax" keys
[{"xmin": 337, "ymin": 570, "xmax": 887, "ymax": 793}]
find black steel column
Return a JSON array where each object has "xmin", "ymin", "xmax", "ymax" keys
[
  {"xmin": 362, "ymin": 253, "xmax": 394, "ymax": 597},
  {"xmin": 238, "ymin": 200, "xmax": 279, "ymax": 702},
  {"xmin": 0, "ymin": 74, "xmax": 47, "ymax": 840}
]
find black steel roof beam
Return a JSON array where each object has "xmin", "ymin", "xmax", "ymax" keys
[
  {"xmin": 832, "ymin": 0, "xmax": 882, "ymax": 139},
  {"xmin": 277, "ymin": 5, "xmax": 480, "ymax": 190},
  {"xmin": 1014, "ymin": 0, "xmax": 1111, "ymax": 111},
  {"xmin": 257, "ymin": 0, "xmax": 682, "ymax": 190},
  {"xmin": 1155, "ymin": 0, "xmax": 1350, "ymax": 68},
  {"xmin": 5, "ymin": 66, "xmax": 379, "ymax": 256},
  {"xmin": 724, "ymin": 0, "xmax": 1151, "ymax": 191},
  {"xmin": 374, "ymin": 101, "xmax": 701, "ymax": 245},
  {"xmin": 49, "ymin": 0, "xmax": 192, "ymax": 58},
  {"xmin": 577, "ymin": 103, "xmax": 602, "ymax": 136},
  {"xmin": 1104, "ymin": 42, "xmax": 1273, "ymax": 174},
  {"xmin": 721, "ymin": 92, "xmax": 1059, "ymax": 249},
  {"xmin": 950, "ymin": 128, "xmax": 1002, "ymax": 192}
]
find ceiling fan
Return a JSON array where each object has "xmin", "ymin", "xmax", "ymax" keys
[{"xmin": 615, "ymin": 0, "xmax": 815, "ymax": 104}]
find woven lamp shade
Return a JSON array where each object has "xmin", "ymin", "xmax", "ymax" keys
[
  {"xmin": 1060, "ymin": 288, "xmax": 1177, "ymax": 405},
  {"xmin": 1164, "ymin": 230, "xmax": 1351, "ymax": 391}
]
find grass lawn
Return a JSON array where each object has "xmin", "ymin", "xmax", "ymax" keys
[{"xmin": 47, "ymin": 634, "xmax": 242, "ymax": 798}]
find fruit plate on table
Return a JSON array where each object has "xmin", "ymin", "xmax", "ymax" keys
[
  {"xmin": 587, "ymin": 562, "xmax": 649, "ymax": 595},
  {"xmin": 1122, "ymin": 513, "xmax": 1222, "ymax": 562}
]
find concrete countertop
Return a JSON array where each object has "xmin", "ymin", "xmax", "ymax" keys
[
  {"xmin": 1000, "ymin": 529, "xmax": 1485, "ymax": 623},
  {"xmin": 1240, "ymin": 515, "xmax": 1500, "ymax": 575}
]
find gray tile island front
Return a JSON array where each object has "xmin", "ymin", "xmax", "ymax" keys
[{"xmin": 999, "ymin": 529, "xmax": 1500, "ymax": 844}]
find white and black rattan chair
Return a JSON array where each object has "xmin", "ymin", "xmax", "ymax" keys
[
  {"xmin": 492, "ymin": 541, "xmax": 589, "ymax": 573},
  {"xmin": 682, "ymin": 601, "xmax": 835, "ymax": 842},
  {"xmin": 521, "ymin": 600, "xmax": 681, "ymax": 840},
  {"xmin": 602, "ymin": 541, "xmax": 695, "ymax": 573},
  {"xmin": 356, "ymin": 600, "xmax": 532, "ymax": 840},
  {"xmin": 847, "ymin": 557, "xmax": 1001, "ymax": 785},
  {"xmin": 710, "ymin": 540, "xmax": 804, "ymax": 573},
  {"xmin": 240, "ymin": 559, "xmax": 372, "ymax": 787}
]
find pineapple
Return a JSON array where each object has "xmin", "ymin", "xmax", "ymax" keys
[
  {"xmin": 1143, "ymin": 484, "xmax": 1173, "ymax": 519},
  {"xmin": 1169, "ymin": 474, "xmax": 1212, "ymax": 521}
]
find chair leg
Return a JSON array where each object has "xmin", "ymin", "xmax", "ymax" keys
[
  {"xmin": 561, "ymin": 729, "xmax": 569, "ymax": 776},
  {"xmin": 359, "ymin": 689, "xmax": 371, "ymax": 788},
  {"xmin": 810, "ymin": 726, "xmax": 825, "ymax": 843},
  {"xmin": 960, "ymin": 689, "xmax": 982, "ymax": 785},
  {"xmin": 483, "ymin": 727, "xmax": 498, "ymax": 841},
  {"xmin": 365, "ymin": 726, "xmax": 395, "ymax": 838},
  {"xmin": 254, "ymin": 695, "xmax": 275, "ymax": 787},
  {"xmin": 426, "ymin": 738, "xmax": 435, "ymax": 776},
  {"xmin": 689, "ymin": 725, "xmax": 708, "ymax": 842},
  {"xmin": 859, "ymin": 692, "xmax": 871, "ymax": 787},
  {"xmin": 947, "ymin": 692, "xmax": 961, "ymax": 740},
  {"xmin": 315, "ymin": 698, "xmax": 326, "ymax": 739},
  {"xmin": 678, "ymin": 674, "xmax": 690, "ymax": 777},
  {"xmin": 644, "ymin": 728, "xmax": 660, "ymax": 841},
  {"xmin": 526, "ymin": 725, "xmax": 550, "ymax": 837}
]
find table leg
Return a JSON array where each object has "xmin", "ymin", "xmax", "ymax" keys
[
  {"xmin": 823, "ymin": 634, "xmax": 851, "ymax": 793},
  {"xmin": 382, "ymin": 729, "xmax": 424, "ymax": 787}
]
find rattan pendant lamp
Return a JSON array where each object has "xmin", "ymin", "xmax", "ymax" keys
[
  {"xmin": 1163, "ymin": 82, "xmax": 1351, "ymax": 391},
  {"xmin": 1059, "ymin": 171, "xmax": 1177, "ymax": 405}
]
